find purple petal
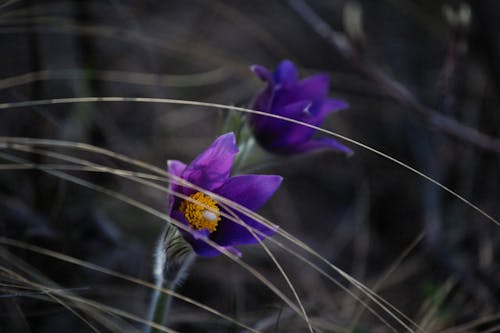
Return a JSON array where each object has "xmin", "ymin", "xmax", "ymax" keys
[
  {"xmin": 282, "ymin": 100, "xmax": 314, "ymax": 119},
  {"xmin": 171, "ymin": 209, "xmax": 190, "ymax": 228},
  {"xmin": 251, "ymin": 64, "xmax": 272, "ymax": 82},
  {"xmin": 272, "ymin": 75, "xmax": 334, "ymax": 114},
  {"xmin": 181, "ymin": 133, "xmax": 238, "ymax": 191},
  {"xmin": 250, "ymin": 64, "xmax": 275, "ymax": 113},
  {"xmin": 274, "ymin": 60, "xmax": 298, "ymax": 87},
  {"xmin": 168, "ymin": 160, "xmax": 186, "ymax": 177},
  {"xmin": 255, "ymin": 101, "xmax": 319, "ymax": 150},
  {"xmin": 293, "ymin": 74, "xmax": 330, "ymax": 102},
  {"xmin": 210, "ymin": 174, "xmax": 282, "ymax": 246},
  {"xmin": 215, "ymin": 175, "xmax": 283, "ymax": 211},
  {"xmin": 253, "ymin": 98, "xmax": 349, "ymax": 154},
  {"xmin": 293, "ymin": 138, "xmax": 353, "ymax": 155},
  {"xmin": 211, "ymin": 214, "xmax": 278, "ymax": 246},
  {"xmin": 189, "ymin": 237, "xmax": 223, "ymax": 257},
  {"xmin": 167, "ymin": 160, "xmax": 186, "ymax": 212},
  {"xmin": 317, "ymin": 98, "xmax": 349, "ymax": 117}
]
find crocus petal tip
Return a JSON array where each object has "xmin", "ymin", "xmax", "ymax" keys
[{"xmin": 250, "ymin": 64, "xmax": 272, "ymax": 82}]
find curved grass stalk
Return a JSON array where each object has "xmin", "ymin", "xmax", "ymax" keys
[
  {"xmin": 0, "ymin": 142, "xmax": 411, "ymax": 330},
  {"xmin": 0, "ymin": 68, "xmax": 230, "ymax": 91},
  {"xmin": 0, "ymin": 4, "xmax": 474, "ymax": 332},
  {"xmin": 0, "ymin": 97, "xmax": 496, "ymax": 228},
  {"xmin": 1, "ymin": 96, "xmax": 496, "ymax": 329},
  {"xmin": 1, "ymin": 247, "xmax": 143, "ymax": 333},
  {"xmin": 0, "ymin": 16, "xmax": 246, "ymax": 73},
  {"xmin": 0, "ymin": 144, "xmax": 417, "ymax": 332},
  {"xmin": 221, "ymin": 203, "xmax": 314, "ymax": 333},
  {"xmin": 0, "ymin": 139, "xmax": 424, "ymax": 331},
  {"xmin": 0, "ymin": 152, "xmax": 313, "ymax": 332},
  {"xmin": 1, "ymin": 144, "xmax": 314, "ymax": 331},
  {"xmin": 0, "ymin": 159, "xmax": 398, "ymax": 331},
  {"xmin": 0, "ymin": 265, "xmax": 104, "ymax": 333},
  {"xmin": 0, "ymin": 1, "xmax": 266, "ymax": 71},
  {"xmin": 0, "ymin": 265, "xmax": 179, "ymax": 333},
  {"xmin": 437, "ymin": 313, "xmax": 500, "ymax": 333},
  {"xmin": 207, "ymin": 1, "xmax": 292, "ymax": 59},
  {"xmin": 348, "ymin": 232, "xmax": 425, "ymax": 330},
  {"xmin": 0, "ymin": 237, "xmax": 262, "ymax": 333}
]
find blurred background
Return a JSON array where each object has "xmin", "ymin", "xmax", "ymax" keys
[{"xmin": 1, "ymin": 0, "xmax": 500, "ymax": 332}]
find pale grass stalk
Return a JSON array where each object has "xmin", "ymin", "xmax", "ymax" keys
[
  {"xmin": 1, "ymin": 94, "xmax": 495, "ymax": 330},
  {"xmin": 0, "ymin": 237, "xmax": 262, "ymax": 333},
  {"xmin": 0, "ymin": 16, "xmax": 245, "ymax": 71},
  {"xmin": 0, "ymin": 262, "xmax": 114, "ymax": 333},
  {"xmin": 1, "ymin": 266, "xmax": 179, "ymax": 333},
  {"xmin": 0, "ymin": 97, "xmax": 496, "ymax": 227},
  {"xmin": 0, "ymin": 147, "xmax": 414, "ymax": 332},
  {"xmin": 0, "ymin": 142, "xmax": 409, "ymax": 328},
  {"xmin": 0, "ymin": 140, "xmax": 420, "ymax": 330},
  {"xmin": 417, "ymin": 278, "xmax": 456, "ymax": 332},
  {"xmin": 437, "ymin": 313, "xmax": 500, "ymax": 333},
  {"xmin": 1, "ymin": 142, "xmax": 310, "ymax": 331},
  {"xmin": 0, "ymin": 68, "xmax": 229, "ymax": 90},
  {"xmin": 348, "ymin": 232, "xmax": 425, "ymax": 330},
  {"xmin": 1, "ymin": 248, "xmax": 144, "ymax": 333},
  {"xmin": 4, "ymin": 143, "xmax": 314, "ymax": 333},
  {"xmin": 0, "ymin": 152, "xmax": 312, "ymax": 331}
]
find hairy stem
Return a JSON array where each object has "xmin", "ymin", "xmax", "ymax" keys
[{"xmin": 146, "ymin": 226, "xmax": 195, "ymax": 333}]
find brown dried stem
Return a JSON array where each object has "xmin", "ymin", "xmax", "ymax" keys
[{"xmin": 289, "ymin": 0, "xmax": 500, "ymax": 155}]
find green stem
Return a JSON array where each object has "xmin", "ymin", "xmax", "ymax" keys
[
  {"xmin": 146, "ymin": 280, "xmax": 168, "ymax": 333},
  {"xmin": 162, "ymin": 252, "xmax": 196, "ymax": 325},
  {"xmin": 146, "ymin": 231, "xmax": 196, "ymax": 333}
]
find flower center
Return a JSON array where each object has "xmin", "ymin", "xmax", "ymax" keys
[{"xmin": 179, "ymin": 192, "xmax": 221, "ymax": 233}]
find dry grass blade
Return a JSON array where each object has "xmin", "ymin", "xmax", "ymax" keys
[
  {"xmin": 0, "ymin": 15, "xmax": 246, "ymax": 72},
  {"xmin": 0, "ymin": 96, "xmax": 496, "ymax": 228},
  {"xmin": 0, "ymin": 150, "xmax": 312, "ymax": 331},
  {"xmin": 0, "ymin": 143, "xmax": 314, "ymax": 331},
  {"xmin": 0, "ymin": 68, "xmax": 230, "ymax": 91},
  {"xmin": 0, "ymin": 264, "xmax": 178, "ymax": 333},
  {"xmin": 0, "ymin": 1, "xmax": 494, "ymax": 332},
  {"xmin": 0, "ymin": 255, "xmax": 109, "ymax": 333},
  {"xmin": 417, "ymin": 278, "xmax": 456, "ymax": 332},
  {"xmin": 1, "ymin": 92, "xmax": 491, "ymax": 331},
  {"xmin": 221, "ymin": 203, "xmax": 313, "ymax": 333},
  {"xmin": 348, "ymin": 232, "xmax": 425, "ymax": 330},
  {"xmin": 437, "ymin": 313, "xmax": 500, "ymax": 333},
  {"xmin": 0, "ymin": 237, "xmax": 262, "ymax": 333},
  {"xmin": 0, "ymin": 140, "xmax": 416, "ymax": 331}
]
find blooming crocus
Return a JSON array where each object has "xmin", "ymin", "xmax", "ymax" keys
[
  {"xmin": 250, "ymin": 60, "xmax": 352, "ymax": 155},
  {"xmin": 167, "ymin": 133, "xmax": 282, "ymax": 257}
]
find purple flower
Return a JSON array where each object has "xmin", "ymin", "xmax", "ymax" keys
[
  {"xmin": 167, "ymin": 133, "xmax": 282, "ymax": 257},
  {"xmin": 250, "ymin": 60, "xmax": 352, "ymax": 155}
]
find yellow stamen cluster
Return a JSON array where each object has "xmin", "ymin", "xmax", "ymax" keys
[{"xmin": 179, "ymin": 192, "xmax": 221, "ymax": 233}]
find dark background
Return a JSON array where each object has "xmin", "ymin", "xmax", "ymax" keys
[{"xmin": 1, "ymin": 1, "xmax": 500, "ymax": 332}]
